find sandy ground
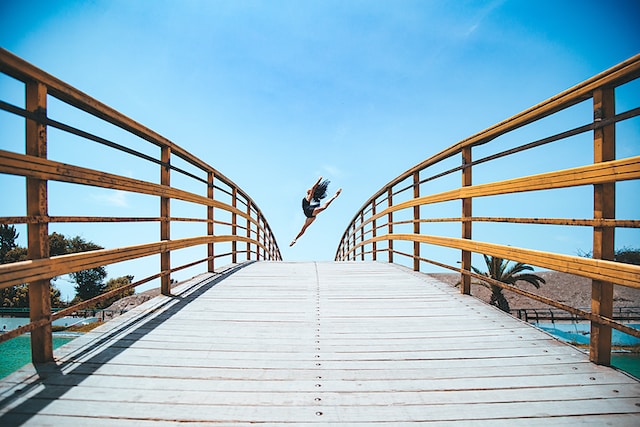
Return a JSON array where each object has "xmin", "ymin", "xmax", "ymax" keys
[{"xmin": 427, "ymin": 271, "xmax": 640, "ymax": 311}]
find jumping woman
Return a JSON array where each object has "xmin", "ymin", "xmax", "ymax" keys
[{"xmin": 290, "ymin": 176, "xmax": 341, "ymax": 247}]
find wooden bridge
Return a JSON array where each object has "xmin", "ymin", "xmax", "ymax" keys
[
  {"xmin": 2, "ymin": 261, "xmax": 639, "ymax": 425},
  {"xmin": 1, "ymin": 49, "xmax": 640, "ymax": 425}
]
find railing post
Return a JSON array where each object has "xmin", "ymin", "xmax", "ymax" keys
[
  {"xmin": 207, "ymin": 171, "xmax": 215, "ymax": 272},
  {"xmin": 387, "ymin": 187, "xmax": 393, "ymax": 264},
  {"xmin": 591, "ymin": 87, "xmax": 615, "ymax": 365},
  {"xmin": 246, "ymin": 202, "xmax": 251, "ymax": 261},
  {"xmin": 351, "ymin": 223, "xmax": 357, "ymax": 261},
  {"xmin": 372, "ymin": 202, "xmax": 377, "ymax": 261},
  {"xmin": 256, "ymin": 215, "xmax": 262, "ymax": 260},
  {"xmin": 460, "ymin": 146, "xmax": 472, "ymax": 295},
  {"xmin": 413, "ymin": 171, "xmax": 420, "ymax": 271},
  {"xmin": 26, "ymin": 80, "xmax": 53, "ymax": 363},
  {"xmin": 360, "ymin": 211, "xmax": 365, "ymax": 261},
  {"xmin": 232, "ymin": 188, "xmax": 237, "ymax": 264},
  {"xmin": 160, "ymin": 146, "xmax": 171, "ymax": 295}
]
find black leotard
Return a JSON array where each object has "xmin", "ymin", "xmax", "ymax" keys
[{"xmin": 302, "ymin": 198, "xmax": 319, "ymax": 218}]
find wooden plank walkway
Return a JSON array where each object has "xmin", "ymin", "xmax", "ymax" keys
[{"xmin": 1, "ymin": 261, "xmax": 639, "ymax": 426}]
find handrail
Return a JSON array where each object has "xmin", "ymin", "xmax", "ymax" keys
[
  {"xmin": 0, "ymin": 48, "xmax": 281, "ymax": 362},
  {"xmin": 335, "ymin": 54, "xmax": 640, "ymax": 366}
]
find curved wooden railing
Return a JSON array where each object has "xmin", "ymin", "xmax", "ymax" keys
[
  {"xmin": 0, "ymin": 48, "xmax": 281, "ymax": 362},
  {"xmin": 335, "ymin": 54, "xmax": 640, "ymax": 365}
]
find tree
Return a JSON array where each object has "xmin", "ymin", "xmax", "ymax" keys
[
  {"xmin": 0, "ymin": 227, "xmax": 63, "ymax": 308},
  {"xmin": 63, "ymin": 235, "xmax": 107, "ymax": 302},
  {"xmin": 99, "ymin": 275, "xmax": 135, "ymax": 308},
  {"xmin": 578, "ymin": 247, "xmax": 640, "ymax": 266},
  {"xmin": 471, "ymin": 255, "xmax": 546, "ymax": 313},
  {"xmin": 0, "ymin": 224, "xmax": 19, "ymax": 261}
]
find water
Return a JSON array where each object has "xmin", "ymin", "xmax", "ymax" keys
[
  {"xmin": 0, "ymin": 334, "xmax": 78, "ymax": 379},
  {"xmin": 533, "ymin": 323, "xmax": 640, "ymax": 346},
  {"xmin": 0, "ymin": 316, "xmax": 93, "ymax": 379},
  {"xmin": 534, "ymin": 322, "xmax": 640, "ymax": 379},
  {"xmin": 1, "ymin": 316, "xmax": 98, "ymax": 332},
  {"xmin": 611, "ymin": 353, "xmax": 640, "ymax": 379}
]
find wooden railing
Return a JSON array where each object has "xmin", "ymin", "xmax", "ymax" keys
[
  {"xmin": 0, "ymin": 48, "xmax": 281, "ymax": 362},
  {"xmin": 335, "ymin": 54, "xmax": 640, "ymax": 365}
]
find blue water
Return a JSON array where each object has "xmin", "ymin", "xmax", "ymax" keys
[
  {"xmin": 533, "ymin": 323, "xmax": 640, "ymax": 346},
  {"xmin": 534, "ymin": 322, "xmax": 640, "ymax": 379},
  {"xmin": 0, "ymin": 334, "xmax": 78, "ymax": 379},
  {"xmin": 1, "ymin": 316, "xmax": 98, "ymax": 332},
  {"xmin": 0, "ymin": 316, "xmax": 93, "ymax": 379}
]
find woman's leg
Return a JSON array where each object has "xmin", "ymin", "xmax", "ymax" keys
[
  {"xmin": 290, "ymin": 216, "xmax": 315, "ymax": 246},
  {"xmin": 312, "ymin": 188, "xmax": 342, "ymax": 216}
]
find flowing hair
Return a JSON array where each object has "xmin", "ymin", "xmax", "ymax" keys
[{"xmin": 313, "ymin": 179, "xmax": 330, "ymax": 201}]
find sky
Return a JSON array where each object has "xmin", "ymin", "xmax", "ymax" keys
[{"xmin": 1, "ymin": 0, "xmax": 639, "ymax": 300}]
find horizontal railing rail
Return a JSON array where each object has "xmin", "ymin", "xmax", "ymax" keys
[
  {"xmin": 0, "ymin": 48, "xmax": 281, "ymax": 362},
  {"xmin": 335, "ymin": 54, "xmax": 640, "ymax": 365}
]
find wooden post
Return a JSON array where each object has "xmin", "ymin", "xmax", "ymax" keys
[
  {"xmin": 256, "ymin": 216, "xmax": 262, "ymax": 260},
  {"xmin": 461, "ymin": 147, "xmax": 472, "ymax": 295},
  {"xmin": 160, "ymin": 146, "xmax": 171, "ymax": 295},
  {"xmin": 232, "ymin": 188, "xmax": 237, "ymax": 264},
  {"xmin": 591, "ymin": 87, "xmax": 615, "ymax": 365},
  {"xmin": 351, "ymin": 223, "xmax": 356, "ymax": 261},
  {"xmin": 26, "ymin": 81, "xmax": 53, "ymax": 363},
  {"xmin": 372, "ymin": 202, "xmax": 377, "ymax": 261},
  {"xmin": 360, "ymin": 211, "xmax": 365, "ymax": 261},
  {"xmin": 413, "ymin": 171, "xmax": 420, "ymax": 272},
  {"xmin": 207, "ymin": 171, "xmax": 215, "ymax": 272},
  {"xmin": 246, "ymin": 202, "xmax": 251, "ymax": 261},
  {"xmin": 387, "ymin": 187, "xmax": 394, "ymax": 263}
]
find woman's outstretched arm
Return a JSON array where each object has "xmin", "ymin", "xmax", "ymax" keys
[{"xmin": 307, "ymin": 176, "xmax": 323, "ymax": 201}]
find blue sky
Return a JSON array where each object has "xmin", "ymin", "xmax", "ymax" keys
[{"xmin": 1, "ymin": 0, "xmax": 639, "ymax": 300}]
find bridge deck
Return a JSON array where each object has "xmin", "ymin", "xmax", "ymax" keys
[{"xmin": 1, "ymin": 261, "xmax": 639, "ymax": 426}]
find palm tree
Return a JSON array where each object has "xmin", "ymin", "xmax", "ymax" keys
[{"xmin": 471, "ymin": 255, "xmax": 546, "ymax": 313}]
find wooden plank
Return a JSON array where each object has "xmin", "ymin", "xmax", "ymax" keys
[
  {"xmin": 1, "ymin": 261, "xmax": 638, "ymax": 426},
  {"xmin": 365, "ymin": 233, "xmax": 640, "ymax": 288},
  {"xmin": 0, "ymin": 235, "xmax": 262, "ymax": 289}
]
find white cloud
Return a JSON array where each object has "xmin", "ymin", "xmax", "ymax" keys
[
  {"xmin": 90, "ymin": 190, "xmax": 128, "ymax": 208},
  {"xmin": 322, "ymin": 164, "xmax": 344, "ymax": 178}
]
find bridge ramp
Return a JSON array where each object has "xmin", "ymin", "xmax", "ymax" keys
[{"xmin": 1, "ymin": 261, "xmax": 639, "ymax": 425}]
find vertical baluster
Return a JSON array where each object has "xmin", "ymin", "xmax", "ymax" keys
[
  {"xmin": 351, "ymin": 223, "xmax": 356, "ymax": 261},
  {"xmin": 26, "ymin": 81, "xmax": 52, "ymax": 363},
  {"xmin": 591, "ymin": 87, "xmax": 615, "ymax": 365},
  {"xmin": 372, "ymin": 201, "xmax": 377, "ymax": 261},
  {"xmin": 160, "ymin": 146, "xmax": 171, "ymax": 295},
  {"xmin": 387, "ymin": 187, "xmax": 393, "ymax": 263},
  {"xmin": 461, "ymin": 146, "xmax": 472, "ymax": 295},
  {"xmin": 413, "ymin": 171, "xmax": 420, "ymax": 271},
  {"xmin": 208, "ymin": 171, "xmax": 215, "ymax": 272},
  {"xmin": 232, "ymin": 188, "xmax": 237, "ymax": 264},
  {"xmin": 360, "ymin": 211, "xmax": 365, "ymax": 261},
  {"xmin": 246, "ymin": 201, "xmax": 251, "ymax": 261},
  {"xmin": 256, "ymin": 215, "xmax": 262, "ymax": 260}
]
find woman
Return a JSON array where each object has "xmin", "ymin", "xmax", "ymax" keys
[{"xmin": 290, "ymin": 176, "xmax": 341, "ymax": 247}]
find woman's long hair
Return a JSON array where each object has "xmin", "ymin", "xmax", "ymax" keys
[{"xmin": 313, "ymin": 179, "xmax": 330, "ymax": 201}]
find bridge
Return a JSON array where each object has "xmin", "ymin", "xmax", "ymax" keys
[
  {"xmin": 2, "ymin": 261, "xmax": 639, "ymax": 425},
  {"xmin": 1, "ymin": 49, "xmax": 640, "ymax": 424}
]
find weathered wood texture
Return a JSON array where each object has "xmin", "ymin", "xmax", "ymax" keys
[{"xmin": 1, "ymin": 262, "xmax": 638, "ymax": 426}]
